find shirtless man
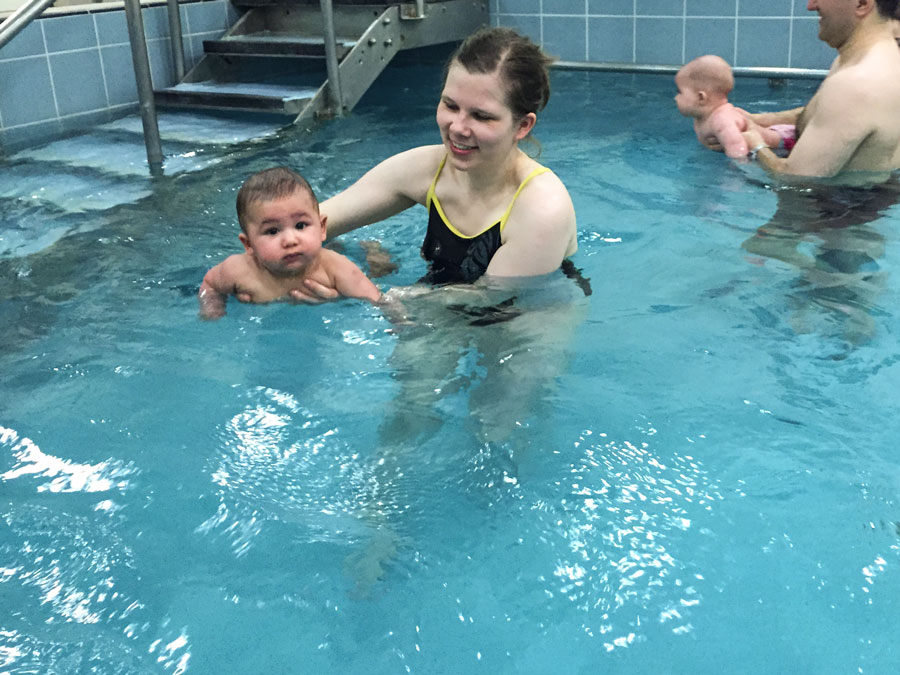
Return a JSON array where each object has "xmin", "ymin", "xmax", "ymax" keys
[{"xmin": 743, "ymin": 0, "xmax": 900, "ymax": 179}]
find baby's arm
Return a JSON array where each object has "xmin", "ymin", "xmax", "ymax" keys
[
  {"xmin": 327, "ymin": 251, "xmax": 413, "ymax": 325},
  {"xmin": 328, "ymin": 251, "xmax": 383, "ymax": 303},
  {"xmin": 710, "ymin": 114, "xmax": 752, "ymax": 159},
  {"xmin": 198, "ymin": 261, "xmax": 234, "ymax": 320}
]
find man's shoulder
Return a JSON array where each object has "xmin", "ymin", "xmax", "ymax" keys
[{"xmin": 833, "ymin": 40, "xmax": 900, "ymax": 88}]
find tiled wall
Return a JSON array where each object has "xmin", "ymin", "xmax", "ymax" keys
[
  {"xmin": 493, "ymin": 0, "xmax": 834, "ymax": 70},
  {"xmin": 0, "ymin": 0, "xmax": 237, "ymax": 152},
  {"xmin": 1, "ymin": 0, "xmax": 834, "ymax": 153}
]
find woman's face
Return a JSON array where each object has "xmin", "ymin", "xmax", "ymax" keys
[{"xmin": 436, "ymin": 62, "xmax": 534, "ymax": 170}]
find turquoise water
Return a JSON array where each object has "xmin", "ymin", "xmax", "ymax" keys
[{"xmin": 2, "ymin": 65, "xmax": 900, "ymax": 674}]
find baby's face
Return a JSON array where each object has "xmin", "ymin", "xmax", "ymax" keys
[
  {"xmin": 240, "ymin": 189, "xmax": 326, "ymax": 276},
  {"xmin": 674, "ymin": 72, "xmax": 702, "ymax": 117}
]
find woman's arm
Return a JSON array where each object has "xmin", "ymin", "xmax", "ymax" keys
[
  {"xmin": 485, "ymin": 172, "xmax": 577, "ymax": 277},
  {"xmin": 321, "ymin": 145, "xmax": 442, "ymax": 239}
]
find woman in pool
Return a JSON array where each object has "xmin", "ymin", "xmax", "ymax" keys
[{"xmin": 298, "ymin": 26, "xmax": 577, "ymax": 294}]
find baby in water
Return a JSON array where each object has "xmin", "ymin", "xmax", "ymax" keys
[{"xmin": 675, "ymin": 55, "xmax": 794, "ymax": 159}]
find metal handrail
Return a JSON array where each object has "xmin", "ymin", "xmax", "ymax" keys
[
  {"xmin": 1, "ymin": 0, "xmax": 344, "ymax": 168},
  {"xmin": 166, "ymin": 0, "xmax": 186, "ymax": 82},
  {"xmin": 124, "ymin": 0, "xmax": 163, "ymax": 174},
  {"xmin": 0, "ymin": 0, "xmax": 56, "ymax": 50},
  {"xmin": 319, "ymin": 0, "xmax": 343, "ymax": 114}
]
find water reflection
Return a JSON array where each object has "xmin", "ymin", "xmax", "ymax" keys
[
  {"xmin": 0, "ymin": 426, "xmax": 191, "ymax": 674},
  {"xmin": 742, "ymin": 178, "xmax": 899, "ymax": 348}
]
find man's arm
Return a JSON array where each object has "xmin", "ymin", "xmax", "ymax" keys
[
  {"xmin": 744, "ymin": 107, "xmax": 804, "ymax": 129},
  {"xmin": 745, "ymin": 74, "xmax": 872, "ymax": 178}
]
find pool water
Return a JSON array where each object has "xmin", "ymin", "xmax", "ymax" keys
[{"xmin": 2, "ymin": 64, "xmax": 900, "ymax": 674}]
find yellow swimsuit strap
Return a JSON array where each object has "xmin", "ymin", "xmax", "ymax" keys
[
  {"xmin": 426, "ymin": 155, "xmax": 552, "ymax": 237},
  {"xmin": 497, "ymin": 165, "xmax": 551, "ymax": 232}
]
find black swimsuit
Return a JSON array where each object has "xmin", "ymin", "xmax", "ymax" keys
[{"xmin": 419, "ymin": 155, "xmax": 550, "ymax": 284}]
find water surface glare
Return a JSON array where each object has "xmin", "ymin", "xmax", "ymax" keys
[{"xmin": 2, "ymin": 67, "xmax": 900, "ymax": 674}]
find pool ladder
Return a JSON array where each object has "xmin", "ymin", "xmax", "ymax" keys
[
  {"xmin": 0, "ymin": 0, "xmax": 486, "ymax": 174},
  {"xmin": 154, "ymin": 0, "xmax": 487, "ymax": 120}
]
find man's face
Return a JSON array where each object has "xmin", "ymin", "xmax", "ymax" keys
[{"xmin": 807, "ymin": 0, "xmax": 857, "ymax": 48}]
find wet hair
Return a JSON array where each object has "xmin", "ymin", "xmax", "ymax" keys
[
  {"xmin": 875, "ymin": 0, "xmax": 898, "ymax": 19},
  {"xmin": 446, "ymin": 27, "xmax": 554, "ymax": 120},
  {"xmin": 679, "ymin": 55, "xmax": 733, "ymax": 97},
  {"xmin": 235, "ymin": 167, "xmax": 318, "ymax": 233}
]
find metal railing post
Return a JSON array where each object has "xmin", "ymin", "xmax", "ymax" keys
[
  {"xmin": 318, "ymin": 0, "xmax": 343, "ymax": 115},
  {"xmin": 166, "ymin": 0, "xmax": 186, "ymax": 82},
  {"xmin": 123, "ymin": 0, "xmax": 164, "ymax": 175},
  {"xmin": 0, "ymin": 0, "xmax": 56, "ymax": 50}
]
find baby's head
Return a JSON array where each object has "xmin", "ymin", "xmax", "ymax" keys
[
  {"xmin": 235, "ymin": 167, "xmax": 326, "ymax": 275},
  {"xmin": 236, "ymin": 167, "xmax": 319, "ymax": 234},
  {"xmin": 675, "ymin": 55, "xmax": 734, "ymax": 117}
]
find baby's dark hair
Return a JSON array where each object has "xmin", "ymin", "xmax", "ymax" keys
[
  {"xmin": 446, "ymin": 27, "xmax": 554, "ymax": 120},
  {"xmin": 236, "ymin": 167, "xmax": 318, "ymax": 232}
]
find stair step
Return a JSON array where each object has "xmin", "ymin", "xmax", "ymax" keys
[
  {"xmin": 98, "ymin": 110, "xmax": 281, "ymax": 145},
  {"xmin": 10, "ymin": 131, "xmax": 225, "ymax": 178},
  {"xmin": 154, "ymin": 82, "xmax": 319, "ymax": 115},
  {"xmin": 204, "ymin": 33, "xmax": 355, "ymax": 58}
]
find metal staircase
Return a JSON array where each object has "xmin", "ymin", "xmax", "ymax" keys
[{"xmin": 153, "ymin": 0, "xmax": 488, "ymax": 123}]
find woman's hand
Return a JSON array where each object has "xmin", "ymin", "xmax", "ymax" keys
[{"xmin": 288, "ymin": 279, "xmax": 341, "ymax": 304}]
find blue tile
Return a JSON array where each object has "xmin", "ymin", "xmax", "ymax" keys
[
  {"xmin": 635, "ymin": 17, "xmax": 683, "ymax": 64},
  {"xmin": 185, "ymin": 1, "xmax": 228, "ymax": 35},
  {"xmin": 180, "ymin": 34, "xmax": 198, "ymax": 71},
  {"xmin": 42, "ymin": 14, "xmax": 98, "ymax": 53},
  {"xmin": 148, "ymin": 38, "xmax": 177, "ymax": 89},
  {"xmin": 684, "ymin": 18, "xmax": 735, "ymax": 63},
  {"xmin": 101, "ymin": 44, "xmax": 139, "ymax": 106},
  {"xmin": 735, "ymin": 18, "xmax": 789, "ymax": 67},
  {"xmin": 494, "ymin": 14, "xmax": 541, "ymax": 45},
  {"xmin": 1, "ymin": 21, "xmax": 45, "ymax": 59},
  {"xmin": 60, "ymin": 108, "xmax": 116, "ymax": 134},
  {"xmin": 636, "ymin": 0, "xmax": 684, "ymax": 17},
  {"xmin": 543, "ymin": 16, "xmax": 587, "ymax": 61},
  {"xmin": 588, "ymin": 0, "xmax": 633, "ymax": 15},
  {"xmin": 143, "ymin": 6, "xmax": 173, "ymax": 40},
  {"xmin": 790, "ymin": 18, "xmax": 834, "ymax": 69},
  {"xmin": 0, "ymin": 57, "xmax": 57, "ymax": 127},
  {"xmin": 544, "ymin": 0, "xmax": 585, "ymax": 15},
  {"xmin": 0, "ymin": 119, "xmax": 64, "ymax": 154},
  {"xmin": 95, "ymin": 9, "xmax": 131, "ymax": 46},
  {"xmin": 588, "ymin": 17, "xmax": 634, "ymax": 62},
  {"xmin": 188, "ymin": 33, "xmax": 208, "ymax": 68},
  {"xmin": 739, "ymin": 0, "xmax": 793, "ymax": 17},
  {"xmin": 794, "ymin": 0, "xmax": 812, "ymax": 16},
  {"xmin": 498, "ymin": 0, "xmax": 540, "ymax": 13},
  {"xmin": 686, "ymin": 0, "xmax": 735, "ymax": 16},
  {"xmin": 50, "ymin": 50, "xmax": 108, "ymax": 116}
]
